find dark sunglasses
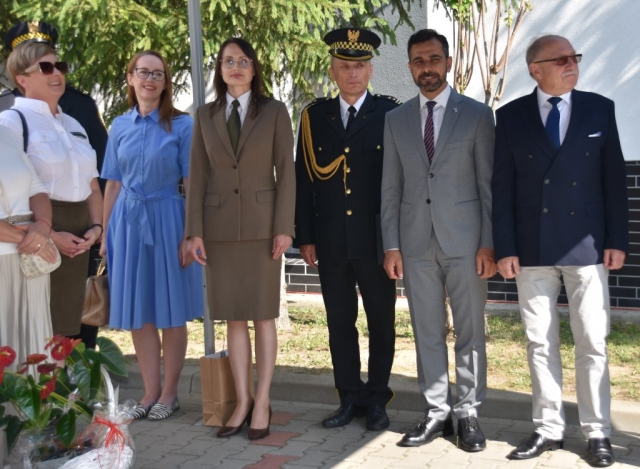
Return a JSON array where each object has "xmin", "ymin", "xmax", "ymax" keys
[
  {"xmin": 533, "ymin": 54, "xmax": 582, "ymax": 66},
  {"xmin": 24, "ymin": 61, "xmax": 70, "ymax": 75}
]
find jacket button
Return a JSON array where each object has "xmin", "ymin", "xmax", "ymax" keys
[
  {"xmin": 346, "ymin": 167, "xmax": 351, "ymax": 173},
  {"xmin": 571, "ymin": 181, "xmax": 577, "ymax": 186},
  {"xmin": 344, "ymin": 147, "xmax": 350, "ymax": 153},
  {"xmin": 528, "ymin": 154, "xmax": 533, "ymax": 159},
  {"xmin": 570, "ymin": 211, "xmax": 575, "ymax": 216},
  {"xmin": 544, "ymin": 179, "xmax": 550, "ymax": 185},
  {"xmin": 318, "ymin": 147, "xmax": 322, "ymax": 151},
  {"xmin": 233, "ymin": 165, "xmax": 237, "ymax": 169},
  {"xmin": 543, "ymin": 207, "xmax": 548, "ymax": 213},
  {"xmin": 429, "ymin": 173, "xmax": 434, "ymax": 178},
  {"xmin": 346, "ymin": 188, "xmax": 351, "ymax": 195},
  {"xmin": 346, "ymin": 210, "xmax": 353, "ymax": 215},
  {"xmin": 426, "ymin": 199, "xmax": 431, "ymax": 204},
  {"xmin": 234, "ymin": 189, "xmax": 239, "ymax": 194},
  {"xmin": 376, "ymin": 145, "xmax": 381, "ymax": 150},
  {"xmin": 585, "ymin": 151, "xmax": 590, "ymax": 156}
]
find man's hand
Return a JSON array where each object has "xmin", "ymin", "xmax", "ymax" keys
[
  {"xmin": 272, "ymin": 234, "xmax": 293, "ymax": 260},
  {"xmin": 384, "ymin": 250, "xmax": 404, "ymax": 280},
  {"xmin": 604, "ymin": 249, "xmax": 625, "ymax": 270},
  {"xmin": 476, "ymin": 247, "xmax": 498, "ymax": 279},
  {"xmin": 300, "ymin": 244, "xmax": 317, "ymax": 268},
  {"xmin": 497, "ymin": 256, "xmax": 520, "ymax": 279}
]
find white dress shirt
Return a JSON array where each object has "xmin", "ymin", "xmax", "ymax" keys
[
  {"xmin": 225, "ymin": 91, "xmax": 252, "ymax": 126},
  {"xmin": 0, "ymin": 97, "xmax": 98, "ymax": 202},
  {"xmin": 339, "ymin": 91, "xmax": 368, "ymax": 128},
  {"xmin": 537, "ymin": 88, "xmax": 572, "ymax": 145},
  {"xmin": 420, "ymin": 85, "xmax": 452, "ymax": 147},
  {"xmin": 0, "ymin": 125, "xmax": 47, "ymax": 255}
]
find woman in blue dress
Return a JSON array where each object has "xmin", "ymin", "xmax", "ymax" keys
[{"xmin": 100, "ymin": 50, "xmax": 203, "ymax": 421}]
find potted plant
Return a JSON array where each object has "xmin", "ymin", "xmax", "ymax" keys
[{"xmin": 0, "ymin": 335, "xmax": 128, "ymax": 467}]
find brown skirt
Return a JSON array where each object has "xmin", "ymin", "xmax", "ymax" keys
[
  {"xmin": 50, "ymin": 200, "xmax": 90, "ymax": 336},
  {"xmin": 204, "ymin": 239, "xmax": 281, "ymax": 321}
]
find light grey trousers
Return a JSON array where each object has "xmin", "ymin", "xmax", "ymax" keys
[
  {"xmin": 516, "ymin": 264, "xmax": 611, "ymax": 439},
  {"xmin": 403, "ymin": 230, "xmax": 487, "ymax": 420}
]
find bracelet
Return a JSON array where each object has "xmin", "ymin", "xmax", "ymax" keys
[
  {"xmin": 88, "ymin": 223, "xmax": 103, "ymax": 237},
  {"xmin": 35, "ymin": 219, "xmax": 52, "ymax": 234}
]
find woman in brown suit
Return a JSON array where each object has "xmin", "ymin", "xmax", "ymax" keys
[{"xmin": 185, "ymin": 38, "xmax": 295, "ymax": 440}]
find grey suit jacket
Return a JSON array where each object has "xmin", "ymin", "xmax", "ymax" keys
[{"xmin": 381, "ymin": 88, "xmax": 495, "ymax": 258}]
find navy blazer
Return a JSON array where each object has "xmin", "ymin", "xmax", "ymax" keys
[{"xmin": 492, "ymin": 88, "xmax": 628, "ymax": 267}]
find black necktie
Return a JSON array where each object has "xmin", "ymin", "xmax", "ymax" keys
[
  {"xmin": 346, "ymin": 105, "xmax": 356, "ymax": 132},
  {"xmin": 424, "ymin": 101, "xmax": 436, "ymax": 163},
  {"xmin": 228, "ymin": 99, "xmax": 241, "ymax": 154},
  {"xmin": 545, "ymin": 97, "xmax": 561, "ymax": 150}
]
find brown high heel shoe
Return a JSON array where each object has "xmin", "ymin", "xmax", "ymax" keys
[
  {"xmin": 216, "ymin": 400, "xmax": 254, "ymax": 438},
  {"xmin": 248, "ymin": 405, "xmax": 272, "ymax": 440}
]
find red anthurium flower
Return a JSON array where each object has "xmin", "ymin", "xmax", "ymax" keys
[
  {"xmin": 25, "ymin": 353, "xmax": 48, "ymax": 365},
  {"xmin": 37, "ymin": 363, "xmax": 58, "ymax": 374},
  {"xmin": 40, "ymin": 379, "xmax": 56, "ymax": 399},
  {"xmin": 0, "ymin": 346, "xmax": 16, "ymax": 367},
  {"xmin": 45, "ymin": 335, "xmax": 63, "ymax": 350},
  {"xmin": 48, "ymin": 337, "xmax": 82, "ymax": 361}
]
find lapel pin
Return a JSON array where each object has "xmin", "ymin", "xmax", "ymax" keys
[{"xmin": 453, "ymin": 108, "xmax": 458, "ymax": 113}]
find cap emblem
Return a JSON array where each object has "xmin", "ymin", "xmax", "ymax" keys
[{"xmin": 348, "ymin": 30, "xmax": 360, "ymax": 43}]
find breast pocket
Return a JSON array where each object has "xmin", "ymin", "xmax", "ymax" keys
[{"xmin": 30, "ymin": 131, "xmax": 65, "ymax": 162}]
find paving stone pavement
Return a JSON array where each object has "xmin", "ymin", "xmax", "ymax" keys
[{"xmin": 123, "ymin": 393, "xmax": 640, "ymax": 469}]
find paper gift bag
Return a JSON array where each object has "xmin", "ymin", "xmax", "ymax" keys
[{"xmin": 199, "ymin": 351, "xmax": 253, "ymax": 427}]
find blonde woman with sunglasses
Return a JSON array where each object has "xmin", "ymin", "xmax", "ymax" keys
[{"xmin": 0, "ymin": 26, "xmax": 103, "ymax": 341}]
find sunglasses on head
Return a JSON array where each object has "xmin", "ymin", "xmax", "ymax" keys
[
  {"xmin": 24, "ymin": 61, "xmax": 70, "ymax": 75},
  {"xmin": 533, "ymin": 54, "xmax": 582, "ymax": 66}
]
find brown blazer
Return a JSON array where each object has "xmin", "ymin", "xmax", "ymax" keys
[{"xmin": 185, "ymin": 98, "xmax": 295, "ymax": 241}]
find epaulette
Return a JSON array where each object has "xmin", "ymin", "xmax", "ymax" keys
[
  {"xmin": 304, "ymin": 96, "xmax": 331, "ymax": 109},
  {"xmin": 374, "ymin": 94, "xmax": 402, "ymax": 105}
]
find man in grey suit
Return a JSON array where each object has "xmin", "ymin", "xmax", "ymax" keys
[{"xmin": 381, "ymin": 29, "xmax": 496, "ymax": 451}]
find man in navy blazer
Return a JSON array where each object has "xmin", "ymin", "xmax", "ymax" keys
[{"xmin": 492, "ymin": 35, "xmax": 627, "ymax": 467}]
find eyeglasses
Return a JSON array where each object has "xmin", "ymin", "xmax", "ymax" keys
[
  {"xmin": 220, "ymin": 57, "xmax": 253, "ymax": 69},
  {"xmin": 133, "ymin": 68, "xmax": 166, "ymax": 81},
  {"xmin": 533, "ymin": 54, "xmax": 582, "ymax": 66},
  {"xmin": 24, "ymin": 61, "xmax": 69, "ymax": 75}
]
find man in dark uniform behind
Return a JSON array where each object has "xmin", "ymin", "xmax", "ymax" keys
[
  {"xmin": 1, "ymin": 20, "xmax": 108, "ymax": 348},
  {"xmin": 294, "ymin": 27, "xmax": 399, "ymax": 431}
]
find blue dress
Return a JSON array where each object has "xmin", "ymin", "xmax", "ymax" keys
[{"xmin": 102, "ymin": 108, "xmax": 203, "ymax": 330}]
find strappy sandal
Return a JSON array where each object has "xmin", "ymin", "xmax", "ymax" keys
[
  {"xmin": 131, "ymin": 400, "xmax": 157, "ymax": 420},
  {"xmin": 148, "ymin": 397, "xmax": 180, "ymax": 421}
]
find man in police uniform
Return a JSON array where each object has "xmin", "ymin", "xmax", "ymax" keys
[
  {"xmin": 294, "ymin": 28, "xmax": 400, "ymax": 431},
  {"xmin": 1, "ymin": 20, "xmax": 108, "ymax": 348}
]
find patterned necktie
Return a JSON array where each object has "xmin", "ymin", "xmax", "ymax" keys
[
  {"xmin": 346, "ymin": 105, "xmax": 356, "ymax": 132},
  {"xmin": 545, "ymin": 97, "xmax": 562, "ymax": 150},
  {"xmin": 424, "ymin": 101, "xmax": 437, "ymax": 162},
  {"xmin": 228, "ymin": 99, "xmax": 241, "ymax": 154}
]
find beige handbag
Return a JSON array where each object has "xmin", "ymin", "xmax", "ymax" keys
[
  {"xmin": 82, "ymin": 258, "xmax": 110, "ymax": 327},
  {"xmin": 0, "ymin": 179, "xmax": 61, "ymax": 278}
]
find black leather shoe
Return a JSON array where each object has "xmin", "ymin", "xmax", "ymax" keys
[
  {"xmin": 457, "ymin": 416, "xmax": 486, "ymax": 452},
  {"xmin": 397, "ymin": 417, "xmax": 454, "ymax": 447},
  {"xmin": 366, "ymin": 404, "xmax": 390, "ymax": 431},
  {"xmin": 507, "ymin": 432, "xmax": 563, "ymax": 460},
  {"xmin": 321, "ymin": 404, "xmax": 366, "ymax": 428},
  {"xmin": 587, "ymin": 437, "xmax": 615, "ymax": 467}
]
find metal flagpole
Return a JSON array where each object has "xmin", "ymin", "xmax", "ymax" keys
[{"xmin": 187, "ymin": 0, "xmax": 214, "ymax": 356}]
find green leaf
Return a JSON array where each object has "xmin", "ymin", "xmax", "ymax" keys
[
  {"xmin": 96, "ymin": 337, "xmax": 128, "ymax": 376},
  {"xmin": 89, "ymin": 358, "xmax": 102, "ymax": 401},
  {"xmin": 4, "ymin": 415, "xmax": 24, "ymax": 453},
  {"xmin": 56, "ymin": 410, "xmax": 77, "ymax": 447},
  {"xmin": 14, "ymin": 376, "xmax": 40, "ymax": 421},
  {"xmin": 73, "ymin": 361, "xmax": 92, "ymax": 402}
]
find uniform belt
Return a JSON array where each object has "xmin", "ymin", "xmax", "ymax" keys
[
  {"xmin": 1, "ymin": 213, "xmax": 33, "ymax": 224},
  {"xmin": 122, "ymin": 186, "xmax": 182, "ymax": 245}
]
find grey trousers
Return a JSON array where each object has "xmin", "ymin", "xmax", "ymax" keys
[
  {"xmin": 403, "ymin": 230, "xmax": 487, "ymax": 420},
  {"xmin": 516, "ymin": 264, "xmax": 611, "ymax": 439}
]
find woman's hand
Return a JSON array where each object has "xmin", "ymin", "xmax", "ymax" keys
[
  {"xmin": 186, "ymin": 236, "xmax": 207, "ymax": 266},
  {"xmin": 272, "ymin": 234, "xmax": 292, "ymax": 260},
  {"xmin": 179, "ymin": 238, "xmax": 193, "ymax": 268},
  {"xmin": 76, "ymin": 225, "xmax": 102, "ymax": 251},
  {"xmin": 15, "ymin": 221, "xmax": 50, "ymax": 254},
  {"xmin": 50, "ymin": 231, "xmax": 86, "ymax": 258},
  {"xmin": 38, "ymin": 240, "xmax": 58, "ymax": 264}
]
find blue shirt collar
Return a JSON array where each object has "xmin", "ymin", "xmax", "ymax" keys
[{"xmin": 130, "ymin": 106, "xmax": 161, "ymax": 122}]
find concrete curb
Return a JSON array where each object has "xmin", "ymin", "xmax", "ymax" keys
[{"xmin": 113, "ymin": 363, "xmax": 640, "ymax": 434}]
